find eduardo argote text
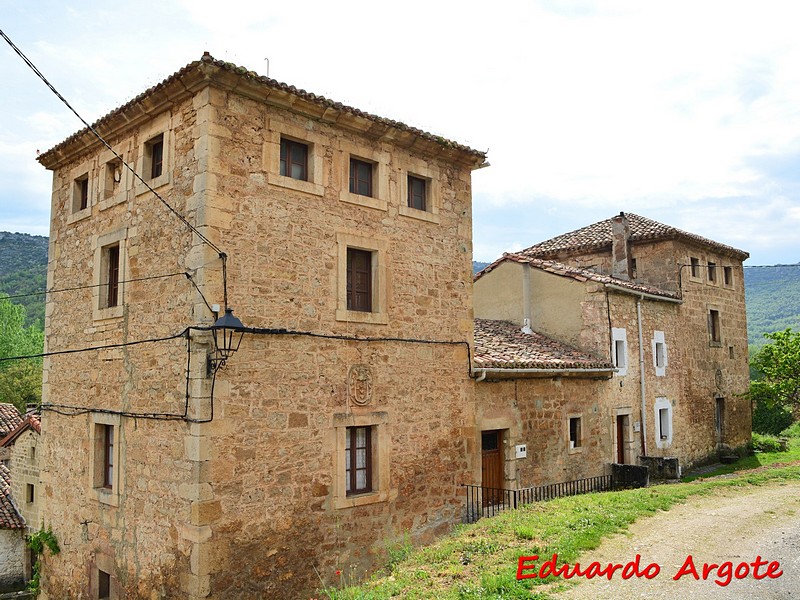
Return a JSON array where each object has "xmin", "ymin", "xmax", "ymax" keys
[{"xmin": 516, "ymin": 553, "xmax": 783, "ymax": 587}]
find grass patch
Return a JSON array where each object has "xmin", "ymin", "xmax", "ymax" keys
[{"xmin": 317, "ymin": 456, "xmax": 800, "ymax": 599}]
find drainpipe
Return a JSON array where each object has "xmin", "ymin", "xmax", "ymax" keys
[{"xmin": 637, "ymin": 296, "xmax": 647, "ymax": 456}]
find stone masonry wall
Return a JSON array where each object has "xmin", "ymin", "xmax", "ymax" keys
[{"xmin": 9, "ymin": 429, "xmax": 40, "ymax": 530}]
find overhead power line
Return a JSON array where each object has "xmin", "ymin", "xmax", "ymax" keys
[{"xmin": 0, "ymin": 28, "xmax": 224, "ymax": 258}]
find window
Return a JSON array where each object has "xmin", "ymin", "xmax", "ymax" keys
[
  {"xmin": 729, "ymin": 345, "xmax": 735, "ymax": 359},
  {"xmin": 407, "ymin": 175, "xmax": 427, "ymax": 211},
  {"xmin": 347, "ymin": 248, "xmax": 372, "ymax": 312},
  {"xmin": 723, "ymin": 266, "xmax": 733, "ymax": 287},
  {"xmin": 345, "ymin": 426, "xmax": 372, "ymax": 496},
  {"xmin": 280, "ymin": 138, "xmax": 308, "ymax": 181},
  {"xmin": 709, "ymin": 309, "xmax": 721, "ymax": 344},
  {"xmin": 98, "ymin": 569, "xmax": 111, "ymax": 599},
  {"xmin": 91, "ymin": 414, "xmax": 121, "ymax": 506},
  {"xmin": 690, "ymin": 257, "xmax": 700, "ymax": 278},
  {"xmin": 568, "ymin": 417, "xmax": 582, "ymax": 450},
  {"xmin": 93, "ymin": 229, "xmax": 127, "ymax": 320},
  {"xmin": 334, "ymin": 412, "xmax": 389, "ymax": 509},
  {"xmin": 101, "ymin": 424, "xmax": 114, "ymax": 489},
  {"xmin": 336, "ymin": 233, "xmax": 388, "ymax": 324},
  {"xmin": 26, "ymin": 483, "xmax": 34, "ymax": 504},
  {"xmin": 612, "ymin": 328, "xmax": 628, "ymax": 376},
  {"xmin": 103, "ymin": 159, "xmax": 123, "ymax": 200},
  {"xmin": 349, "ymin": 158, "xmax": 373, "ymax": 197},
  {"xmin": 654, "ymin": 397, "xmax": 672, "ymax": 448},
  {"xmin": 69, "ymin": 172, "xmax": 91, "ymax": 221},
  {"xmin": 652, "ymin": 331, "xmax": 667, "ymax": 377},
  {"xmin": 630, "ymin": 257, "xmax": 637, "ymax": 279},
  {"xmin": 145, "ymin": 134, "xmax": 164, "ymax": 180},
  {"xmin": 101, "ymin": 244, "xmax": 121, "ymax": 309},
  {"xmin": 658, "ymin": 409, "xmax": 669, "ymax": 440},
  {"xmin": 707, "ymin": 261, "xmax": 716, "ymax": 283}
]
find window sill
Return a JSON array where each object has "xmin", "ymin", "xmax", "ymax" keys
[
  {"xmin": 98, "ymin": 191, "xmax": 127, "ymax": 211},
  {"xmin": 269, "ymin": 173, "xmax": 324, "ymax": 197},
  {"xmin": 340, "ymin": 191, "xmax": 387, "ymax": 211},
  {"xmin": 398, "ymin": 204, "xmax": 440, "ymax": 224},
  {"xmin": 67, "ymin": 208, "xmax": 91, "ymax": 225},
  {"xmin": 336, "ymin": 309, "xmax": 388, "ymax": 325},
  {"xmin": 92, "ymin": 487, "xmax": 119, "ymax": 507},
  {"xmin": 93, "ymin": 305, "xmax": 124, "ymax": 322},
  {"xmin": 333, "ymin": 489, "xmax": 389, "ymax": 509},
  {"xmin": 568, "ymin": 446, "xmax": 583, "ymax": 455},
  {"xmin": 709, "ymin": 341, "xmax": 722, "ymax": 348},
  {"xmin": 135, "ymin": 173, "xmax": 171, "ymax": 197}
]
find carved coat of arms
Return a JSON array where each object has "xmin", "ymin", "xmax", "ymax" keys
[{"xmin": 347, "ymin": 365, "xmax": 373, "ymax": 406}]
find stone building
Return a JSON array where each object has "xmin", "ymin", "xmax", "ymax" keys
[
  {"xmin": 0, "ymin": 404, "xmax": 23, "ymax": 466},
  {"xmin": 472, "ymin": 213, "xmax": 751, "ymax": 487},
  {"xmin": 0, "ymin": 464, "xmax": 26, "ymax": 592},
  {"xmin": 36, "ymin": 54, "xmax": 486, "ymax": 598},
  {"xmin": 1, "ymin": 412, "xmax": 42, "ymax": 535}
]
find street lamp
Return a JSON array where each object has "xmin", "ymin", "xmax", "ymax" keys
[{"xmin": 208, "ymin": 308, "xmax": 246, "ymax": 373}]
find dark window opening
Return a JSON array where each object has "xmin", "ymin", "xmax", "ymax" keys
[
  {"xmin": 724, "ymin": 266, "xmax": 732, "ymax": 286},
  {"xmin": 280, "ymin": 138, "xmax": 308, "ymax": 181},
  {"xmin": 709, "ymin": 309, "xmax": 721, "ymax": 343},
  {"xmin": 407, "ymin": 175, "xmax": 426, "ymax": 211},
  {"xmin": 614, "ymin": 340, "xmax": 626, "ymax": 368},
  {"xmin": 79, "ymin": 178, "xmax": 89, "ymax": 210},
  {"xmin": 98, "ymin": 569, "xmax": 111, "ymax": 599},
  {"xmin": 26, "ymin": 483, "xmax": 34, "ymax": 504},
  {"xmin": 349, "ymin": 158, "xmax": 373, "ymax": 197},
  {"xmin": 103, "ymin": 424, "xmax": 114, "ymax": 489},
  {"xmin": 659, "ymin": 408, "xmax": 669, "ymax": 440},
  {"xmin": 569, "ymin": 417, "xmax": 581, "ymax": 449},
  {"xmin": 345, "ymin": 426, "xmax": 372, "ymax": 496},
  {"xmin": 690, "ymin": 257, "xmax": 700, "ymax": 278},
  {"xmin": 708, "ymin": 261, "xmax": 716, "ymax": 283},
  {"xmin": 105, "ymin": 245, "xmax": 120, "ymax": 308},
  {"xmin": 346, "ymin": 248, "xmax": 372, "ymax": 312},
  {"xmin": 147, "ymin": 134, "xmax": 164, "ymax": 179}
]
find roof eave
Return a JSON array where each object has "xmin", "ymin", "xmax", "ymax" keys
[{"xmin": 474, "ymin": 366, "xmax": 616, "ymax": 379}]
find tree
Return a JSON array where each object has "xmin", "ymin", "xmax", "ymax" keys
[
  {"xmin": 750, "ymin": 328, "xmax": 800, "ymax": 412},
  {"xmin": 0, "ymin": 295, "xmax": 44, "ymax": 412}
]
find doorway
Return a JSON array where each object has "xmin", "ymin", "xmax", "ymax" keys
[
  {"xmin": 481, "ymin": 430, "xmax": 504, "ymax": 504},
  {"xmin": 616, "ymin": 414, "xmax": 630, "ymax": 464},
  {"xmin": 715, "ymin": 397, "xmax": 725, "ymax": 445}
]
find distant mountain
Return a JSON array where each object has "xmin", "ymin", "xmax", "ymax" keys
[
  {"xmin": 473, "ymin": 261, "xmax": 490, "ymax": 274},
  {"xmin": 744, "ymin": 264, "xmax": 800, "ymax": 349},
  {"xmin": 0, "ymin": 232, "xmax": 48, "ymax": 328}
]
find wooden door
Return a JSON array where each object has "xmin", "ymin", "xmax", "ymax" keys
[
  {"xmin": 616, "ymin": 415, "xmax": 628, "ymax": 464},
  {"xmin": 481, "ymin": 430, "xmax": 504, "ymax": 505}
]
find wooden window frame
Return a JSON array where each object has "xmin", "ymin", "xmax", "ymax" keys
[
  {"xmin": 407, "ymin": 174, "xmax": 427, "ymax": 211},
  {"xmin": 346, "ymin": 248, "xmax": 373, "ymax": 312},
  {"xmin": 102, "ymin": 424, "xmax": 114, "ymax": 489},
  {"xmin": 349, "ymin": 157, "xmax": 373, "ymax": 197},
  {"xmin": 69, "ymin": 170, "xmax": 92, "ymax": 223},
  {"xmin": 148, "ymin": 134, "xmax": 164, "ymax": 180},
  {"xmin": 569, "ymin": 417, "xmax": 582, "ymax": 449},
  {"xmin": 345, "ymin": 426, "xmax": 373, "ymax": 496},
  {"xmin": 336, "ymin": 233, "xmax": 388, "ymax": 325},
  {"xmin": 333, "ymin": 412, "xmax": 390, "ymax": 509},
  {"xmin": 105, "ymin": 244, "xmax": 120, "ymax": 309},
  {"xmin": 723, "ymin": 266, "xmax": 733, "ymax": 287},
  {"xmin": 280, "ymin": 137, "xmax": 309, "ymax": 181}
]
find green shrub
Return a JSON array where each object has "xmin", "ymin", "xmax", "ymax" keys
[
  {"xmin": 751, "ymin": 432, "xmax": 787, "ymax": 453},
  {"xmin": 751, "ymin": 385, "xmax": 794, "ymax": 435},
  {"xmin": 779, "ymin": 422, "xmax": 800, "ymax": 438}
]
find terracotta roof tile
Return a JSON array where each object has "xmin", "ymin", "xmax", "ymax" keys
[
  {"xmin": 39, "ymin": 53, "xmax": 486, "ymax": 164},
  {"xmin": 0, "ymin": 464, "xmax": 24, "ymax": 529},
  {"xmin": 517, "ymin": 213, "xmax": 748, "ymax": 260},
  {"xmin": 0, "ymin": 404, "xmax": 22, "ymax": 439},
  {"xmin": 475, "ymin": 255, "xmax": 680, "ymax": 300},
  {"xmin": 0, "ymin": 413, "xmax": 41, "ymax": 448},
  {"xmin": 474, "ymin": 319, "xmax": 613, "ymax": 370}
]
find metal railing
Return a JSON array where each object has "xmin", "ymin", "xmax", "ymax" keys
[{"xmin": 463, "ymin": 474, "xmax": 614, "ymax": 523}]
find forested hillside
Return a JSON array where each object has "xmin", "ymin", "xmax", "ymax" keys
[
  {"xmin": 0, "ymin": 232, "xmax": 48, "ymax": 327},
  {"xmin": 744, "ymin": 264, "xmax": 800, "ymax": 349}
]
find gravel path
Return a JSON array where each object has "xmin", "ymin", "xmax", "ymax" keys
[{"xmin": 550, "ymin": 480, "xmax": 800, "ymax": 599}]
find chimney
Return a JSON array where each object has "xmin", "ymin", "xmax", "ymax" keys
[{"xmin": 611, "ymin": 212, "xmax": 632, "ymax": 280}]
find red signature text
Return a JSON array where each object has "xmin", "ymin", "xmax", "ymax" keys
[
  {"xmin": 516, "ymin": 553, "xmax": 660, "ymax": 580},
  {"xmin": 672, "ymin": 555, "xmax": 783, "ymax": 587}
]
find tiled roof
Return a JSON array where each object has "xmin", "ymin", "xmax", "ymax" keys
[
  {"xmin": 475, "ymin": 254, "xmax": 681, "ymax": 300},
  {"xmin": 0, "ymin": 404, "xmax": 22, "ymax": 439},
  {"xmin": 0, "ymin": 413, "xmax": 41, "ymax": 448},
  {"xmin": 39, "ymin": 53, "xmax": 486, "ymax": 164},
  {"xmin": 474, "ymin": 319, "xmax": 613, "ymax": 370},
  {"xmin": 518, "ymin": 213, "xmax": 749, "ymax": 260},
  {"xmin": 0, "ymin": 464, "xmax": 24, "ymax": 529}
]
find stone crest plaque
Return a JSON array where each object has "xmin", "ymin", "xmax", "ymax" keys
[{"xmin": 347, "ymin": 365, "xmax": 373, "ymax": 406}]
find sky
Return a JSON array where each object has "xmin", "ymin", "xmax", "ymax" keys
[{"xmin": 2, "ymin": 0, "xmax": 800, "ymax": 266}]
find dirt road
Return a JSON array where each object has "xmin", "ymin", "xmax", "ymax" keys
[{"xmin": 552, "ymin": 480, "xmax": 800, "ymax": 599}]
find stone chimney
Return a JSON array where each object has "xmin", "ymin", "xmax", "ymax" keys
[{"xmin": 611, "ymin": 212, "xmax": 632, "ymax": 280}]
